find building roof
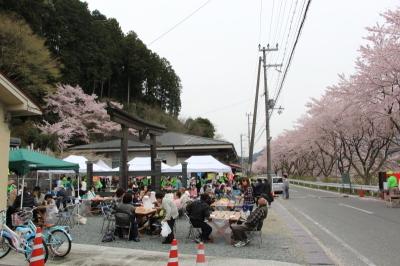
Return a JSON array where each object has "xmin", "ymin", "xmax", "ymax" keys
[
  {"xmin": 70, "ymin": 132, "xmax": 233, "ymax": 150},
  {"xmin": 0, "ymin": 73, "xmax": 41, "ymax": 116}
]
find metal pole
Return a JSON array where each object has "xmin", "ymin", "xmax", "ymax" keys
[
  {"xmin": 248, "ymin": 57, "xmax": 262, "ymax": 174},
  {"xmin": 246, "ymin": 113, "xmax": 251, "ymax": 150},
  {"xmin": 120, "ymin": 125, "xmax": 129, "ymax": 189},
  {"xmin": 261, "ymin": 47, "xmax": 272, "ymax": 182},
  {"xmin": 150, "ymin": 134, "xmax": 158, "ymax": 190},
  {"xmin": 240, "ymin": 134, "xmax": 244, "ymax": 173},
  {"xmin": 259, "ymin": 45, "xmax": 281, "ymax": 183}
]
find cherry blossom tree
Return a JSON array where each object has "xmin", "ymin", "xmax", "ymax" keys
[
  {"xmin": 39, "ymin": 84, "xmax": 121, "ymax": 151},
  {"xmin": 254, "ymin": 8, "xmax": 400, "ymax": 184}
]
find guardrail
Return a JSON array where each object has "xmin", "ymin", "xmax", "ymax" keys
[{"xmin": 288, "ymin": 179, "xmax": 379, "ymax": 193}]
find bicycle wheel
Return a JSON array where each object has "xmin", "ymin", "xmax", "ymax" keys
[
  {"xmin": 48, "ymin": 229, "xmax": 71, "ymax": 257},
  {"xmin": 25, "ymin": 237, "xmax": 49, "ymax": 263},
  {"xmin": 0, "ymin": 235, "xmax": 11, "ymax": 258}
]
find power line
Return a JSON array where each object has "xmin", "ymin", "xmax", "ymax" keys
[
  {"xmin": 271, "ymin": 0, "xmax": 300, "ymax": 101},
  {"xmin": 269, "ymin": 0, "xmax": 300, "ymax": 102},
  {"xmin": 149, "ymin": 0, "xmax": 212, "ymax": 46},
  {"xmin": 198, "ymin": 98, "xmax": 252, "ymax": 116},
  {"xmin": 258, "ymin": 0, "xmax": 263, "ymax": 44},
  {"xmin": 267, "ymin": 0, "xmax": 275, "ymax": 43},
  {"xmin": 271, "ymin": 0, "xmax": 312, "ymax": 118}
]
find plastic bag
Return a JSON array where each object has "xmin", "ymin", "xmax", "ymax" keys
[
  {"xmin": 102, "ymin": 229, "xmax": 115, "ymax": 242},
  {"xmin": 161, "ymin": 221, "xmax": 171, "ymax": 237}
]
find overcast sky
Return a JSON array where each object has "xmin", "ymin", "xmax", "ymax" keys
[{"xmin": 86, "ymin": 0, "xmax": 398, "ymax": 156}]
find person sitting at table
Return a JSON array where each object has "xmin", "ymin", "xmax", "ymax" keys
[
  {"xmin": 36, "ymin": 194, "xmax": 59, "ymax": 226},
  {"xmin": 56, "ymin": 185, "xmax": 69, "ymax": 210},
  {"xmin": 189, "ymin": 184, "xmax": 198, "ymax": 198},
  {"xmin": 186, "ymin": 193, "xmax": 213, "ymax": 243},
  {"xmin": 155, "ymin": 191, "xmax": 178, "ymax": 244},
  {"xmin": 33, "ymin": 186, "xmax": 45, "ymax": 206},
  {"xmin": 140, "ymin": 186, "xmax": 149, "ymax": 199},
  {"xmin": 180, "ymin": 189, "xmax": 191, "ymax": 211},
  {"xmin": 132, "ymin": 191, "xmax": 141, "ymax": 206},
  {"xmin": 230, "ymin": 197, "xmax": 268, "ymax": 247},
  {"xmin": 114, "ymin": 193, "xmax": 140, "ymax": 242},
  {"xmin": 111, "ymin": 188, "xmax": 125, "ymax": 209}
]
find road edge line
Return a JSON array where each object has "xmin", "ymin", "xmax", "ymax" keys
[
  {"xmin": 291, "ymin": 184, "xmax": 381, "ymax": 202},
  {"xmin": 275, "ymin": 201, "xmax": 340, "ymax": 266},
  {"xmin": 287, "ymin": 203, "xmax": 377, "ymax": 266}
]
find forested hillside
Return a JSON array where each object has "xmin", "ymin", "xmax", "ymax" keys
[
  {"xmin": 0, "ymin": 0, "xmax": 181, "ymax": 116},
  {"xmin": 0, "ymin": 0, "xmax": 217, "ymax": 151}
]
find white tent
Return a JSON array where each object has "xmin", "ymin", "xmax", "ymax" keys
[
  {"xmin": 63, "ymin": 155, "xmax": 108, "ymax": 173},
  {"xmin": 112, "ymin": 157, "xmax": 171, "ymax": 173},
  {"xmin": 95, "ymin": 159, "xmax": 112, "ymax": 171},
  {"xmin": 167, "ymin": 155, "xmax": 232, "ymax": 173}
]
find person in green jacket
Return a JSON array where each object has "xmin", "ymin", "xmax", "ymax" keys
[{"xmin": 387, "ymin": 171, "xmax": 398, "ymax": 189}]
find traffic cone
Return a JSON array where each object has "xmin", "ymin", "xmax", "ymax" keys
[
  {"xmin": 196, "ymin": 242, "xmax": 207, "ymax": 265},
  {"xmin": 29, "ymin": 227, "xmax": 45, "ymax": 266},
  {"xmin": 167, "ymin": 239, "xmax": 179, "ymax": 266}
]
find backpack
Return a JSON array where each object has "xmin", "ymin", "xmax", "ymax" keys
[{"xmin": 102, "ymin": 228, "xmax": 115, "ymax": 242}]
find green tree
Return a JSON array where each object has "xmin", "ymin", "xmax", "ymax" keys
[
  {"xmin": 185, "ymin": 117, "xmax": 216, "ymax": 138},
  {"xmin": 0, "ymin": 0, "xmax": 183, "ymax": 115},
  {"xmin": 0, "ymin": 12, "xmax": 60, "ymax": 102}
]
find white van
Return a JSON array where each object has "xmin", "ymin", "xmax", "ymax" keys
[{"xmin": 272, "ymin": 176, "xmax": 284, "ymax": 194}]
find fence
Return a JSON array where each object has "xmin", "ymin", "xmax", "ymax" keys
[{"xmin": 289, "ymin": 179, "xmax": 379, "ymax": 193}]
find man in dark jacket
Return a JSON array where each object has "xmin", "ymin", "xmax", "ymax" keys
[
  {"xmin": 114, "ymin": 193, "xmax": 140, "ymax": 242},
  {"xmin": 231, "ymin": 197, "xmax": 268, "ymax": 247},
  {"xmin": 253, "ymin": 179, "xmax": 264, "ymax": 198},
  {"xmin": 186, "ymin": 193, "xmax": 213, "ymax": 242},
  {"xmin": 261, "ymin": 179, "xmax": 273, "ymax": 205},
  {"xmin": 6, "ymin": 190, "xmax": 35, "ymax": 228}
]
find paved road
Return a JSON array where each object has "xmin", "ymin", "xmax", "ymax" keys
[{"xmin": 278, "ymin": 185, "xmax": 400, "ymax": 266}]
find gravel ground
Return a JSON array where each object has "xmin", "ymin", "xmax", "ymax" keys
[{"xmin": 69, "ymin": 206, "xmax": 306, "ymax": 265}]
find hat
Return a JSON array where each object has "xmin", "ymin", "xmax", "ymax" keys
[{"xmin": 387, "ymin": 170, "xmax": 394, "ymax": 175}]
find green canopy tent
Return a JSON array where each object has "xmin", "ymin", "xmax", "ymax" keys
[{"xmin": 9, "ymin": 149, "xmax": 79, "ymax": 208}]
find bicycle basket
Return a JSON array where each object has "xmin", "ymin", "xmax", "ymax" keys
[{"xmin": 12, "ymin": 210, "xmax": 33, "ymax": 226}]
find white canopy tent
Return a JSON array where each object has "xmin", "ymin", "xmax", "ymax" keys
[
  {"xmin": 63, "ymin": 155, "xmax": 109, "ymax": 173},
  {"xmin": 112, "ymin": 157, "xmax": 172, "ymax": 173},
  {"xmin": 94, "ymin": 159, "xmax": 112, "ymax": 171},
  {"xmin": 167, "ymin": 155, "xmax": 232, "ymax": 173}
]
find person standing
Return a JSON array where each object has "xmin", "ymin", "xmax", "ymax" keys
[
  {"xmin": 283, "ymin": 174, "xmax": 289, "ymax": 199},
  {"xmin": 241, "ymin": 178, "xmax": 254, "ymax": 212},
  {"xmin": 262, "ymin": 179, "xmax": 274, "ymax": 205},
  {"xmin": 156, "ymin": 191, "xmax": 178, "ymax": 244},
  {"xmin": 80, "ymin": 178, "xmax": 87, "ymax": 195},
  {"xmin": 386, "ymin": 171, "xmax": 399, "ymax": 195}
]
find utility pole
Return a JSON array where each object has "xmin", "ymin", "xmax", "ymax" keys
[
  {"xmin": 259, "ymin": 44, "xmax": 282, "ymax": 183},
  {"xmin": 248, "ymin": 57, "xmax": 262, "ymax": 175},
  {"xmin": 246, "ymin": 113, "xmax": 251, "ymax": 150},
  {"xmin": 240, "ymin": 134, "xmax": 244, "ymax": 174}
]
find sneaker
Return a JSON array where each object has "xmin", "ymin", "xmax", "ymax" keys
[
  {"xmin": 243, "ymin": 239, "xmax": 250, "ymax": 246},
  {"xmin": 194, "ymin": 237, "xmax": 201, "ymax": 243},
  {"xmin": 234, "ymin": 241, "xmax": 245, "ymax": 247}
]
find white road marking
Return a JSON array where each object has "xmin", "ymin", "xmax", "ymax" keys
[
  {"xmin": 338, "ymin": 203, "xmax": 374, "ymax": 215},
  {"xmin": 275, "ymin": 201, "xmax": 340, "ymax": 265},
  {"xmin": 292, "ymin": 206, "xmax": 377, "ymax": 266}
]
